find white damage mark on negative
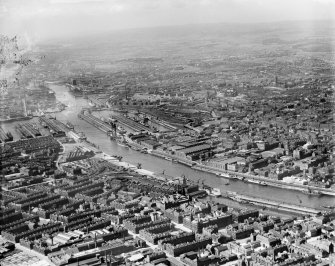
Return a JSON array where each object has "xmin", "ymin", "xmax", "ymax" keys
[{"xmin": 0, "ymin": 35, "xmax": 34, "ymax": 95}]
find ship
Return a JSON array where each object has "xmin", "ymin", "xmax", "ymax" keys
[
  {"xmin": 247, "ymin": 179, "xmax": 260, "ymax": 184},
  {"xmin": 247, "ymin": 179, "xmax": 267, "ymax": 186},
  {"xmin": 66, "ymin": 121, "xmax": 74, "ymax": 130},
  {"xmin": 117, "ymin": 126, "xmax": 127, "ymax": 135},
  {"xmin": 207, "ymin": 188, "xmax": 221, "ymax": 197},
  {"xmin": 77, "ymin": 132, "xmax": 87, "ymax": 140},
  {"xmin": 303, "ymin": 188, "xmax": 321, "ymax": 196},
  {"xmin": 116, "ymin": 137, "xmax": 129, "ymax": 148},
  {"xmin": 216, "ymin": 172, "xmax": 230, "ymax": 178}
]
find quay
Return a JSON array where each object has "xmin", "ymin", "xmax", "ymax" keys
[
  {"xmin": 17, "ymin": 123, "xmax": 41, "ymax": 138},
  {"xmin": 146, "ymin": 148, "xmax": 335, "ymax": 197},
  {"xmin": 15, "ymin": 124, "xmax": 34, "ymax": 139},
  {"xmin": 226, "ymin": 192, "xmax": 322, "ymax": 215},
  {"xmin": 39, "ymin": 116, "xmax": 66, "ymax": 137},
  {"xmin": 78, "ymin": 111, "xmax": 113, "ymax": 134},
  {"xmin": 111, "ymin": 114, "xmax": 152, "ymax": 132},
  {"xmin": 96, "ymin": 149, "xmax": 324, "ymax": 216},
  {"xmin": 192, "ymin": 162, "xmax": 335, "ymax": 197}
]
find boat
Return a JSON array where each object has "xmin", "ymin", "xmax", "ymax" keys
[
  {"xmin": 226, "ymin": 191, "xmax": 237, "ymax": 199},
  {"xmin": 116, "ymin": 140, "xmax": 128, "ymax": 147},
  {"xmin": 303, "ymin": 189, "xmax": 321, "ymax": 196},
  {"xmin": 247, "ymin": 179, "xmax": 260, "ymax": 184},
  {"xmin": 117, "ymin": 126, "xmax": 127, "ymax": 135},
  {"xmin": 164, "ymin": 157, "xmax": 173, "ymax": 162},
  {"xmin": 209, "ymin": 188, "xmax": 221, "ymax": 197},
  {"xmin": 216, "ymin": 172, "xmax": 230, "ymax": 178},
  {"xmin": 247, "ymin": 179, "xmax": 267, "ymax": 186},
  {"xmin": 66, "ymin": 121, "xmax": 74, "ymax": 130}
]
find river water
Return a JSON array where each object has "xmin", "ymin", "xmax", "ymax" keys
[{"xmin": 8, "ymin": 83, "xmax": 335, "ymax": 210}]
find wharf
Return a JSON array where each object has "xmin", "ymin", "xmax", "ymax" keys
[
  {"xmin": 78, "ymin": 111, "xmax": 113, "ymax": 134},
  {"xmin": 110, "ymin": 114, "xmax": 151, "ymax": 133},
  {"xmin": 227, "ymin": 192, "xmax": 322, "ymax": 215},
  {"xmin": 150, "ymin": 150, "xmax": 196, "ymax": 166},
  {"xmin": 18, "ymin": 123, "xmax": 41, "ymax": 138},
  {"xmin": 15, "ymin": 124, "xmax": 34, "ymax": 139},
  {"xmin": 192, "ymin": 163, "xmax": 335, "ymax": 197},
  {"xmin": 39, "ymin": 116, "xmax": 66, "ymax": 137}
]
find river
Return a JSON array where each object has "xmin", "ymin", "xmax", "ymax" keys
[{"xmin": 4, "ymin": 83, "xmax": 334, "ymax": 210}]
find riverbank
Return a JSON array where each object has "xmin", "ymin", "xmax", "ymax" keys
[
  {"xmin": 191, "ymin": 163, "xmax": 335, "ymax": 197},
  {"xmin": 139, "ymin": 143, "xmax": 335, "ymax": 197},
  {"xmin": 74, "ymin": 106, "xmax": 334, "ymax": 198},
  {"xmin": 75, "ymin": 140, "xmax": 324, "ymax": 216},
  {"xmin": 223, "ymin": 191, "xmax": 321, "ymax": 215},
  {"xmin": 42, "ymin": 83, "xmax": 333, "ymax": 211}
]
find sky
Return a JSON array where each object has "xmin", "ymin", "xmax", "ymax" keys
[{"xmin": 0, "ymin": 0, "xmax": 334, "ymax": 43}]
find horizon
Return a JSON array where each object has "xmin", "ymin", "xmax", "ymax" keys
[
  {"xmin": 8, "ymin": 18, "xmax": 335, "ymax": 47},
  {"xmin": 1, "ymin": 0, "xmax": 335, "ymax": 45}
]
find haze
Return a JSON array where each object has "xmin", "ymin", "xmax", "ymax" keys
[{"xmin": 0, "ymin": 0, "xmax": 335, "ymax": 43}]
